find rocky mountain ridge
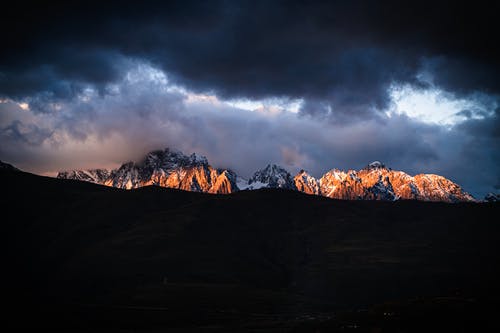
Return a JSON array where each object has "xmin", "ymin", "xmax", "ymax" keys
[
  {"xmin": 296, "ymin": 161, "xmax": 475, "ymax": 202},
  {"xmin": 56, "ymin": 149, "xmax": 476, "ymax": 202},
  {"xmin": 58, "ymin": 149, "xmax": 238, "ymax": 194}
]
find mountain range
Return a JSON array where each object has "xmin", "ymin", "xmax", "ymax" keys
[{"xmin": 56, "ymin": 148, "xmax": 476, "ymax": 202}]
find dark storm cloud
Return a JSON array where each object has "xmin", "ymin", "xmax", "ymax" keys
[
  {"xmin": 1, "ymin": 0, "xmax": 498, "ymax": 112},
  {"xmin": 0, "ymin": 48, "xmax": 132, "ymax": 112},
  {"xmin": 421, "ymin": 57, "xmax": 500, "ymax": 97},
  {"xmin": 1, "ymin": 0, "xmax": 499, "ymax": 198}
]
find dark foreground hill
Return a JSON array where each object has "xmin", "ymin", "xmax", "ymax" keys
[{"xmin": 3, "ymin": 169, "xmax": 500, "ymax": 332}]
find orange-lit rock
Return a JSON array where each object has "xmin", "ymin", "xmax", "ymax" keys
[
  {"xmin": 57, "ymin": 151, "xmax": 475, "ymax": 202},
  {"xmin": 307, "ymin": 162, "xmax": 475, "ymax": 202},
  {"xmin": 294, "ymin": 170, "xmax": 319, "ymax": 195},
  {"xmin": 57, "ymin": 149, "xmax": 238, "ymax": 194}
]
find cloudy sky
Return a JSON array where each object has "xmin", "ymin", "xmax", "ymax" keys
[{"xmin": 0, "ymin": 0, "xmax": 498, "ymax": 198}]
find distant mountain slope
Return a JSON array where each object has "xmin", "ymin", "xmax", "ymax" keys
[
  {"xmin": 0, "ymin": 160, "xmax": 19, "ymax": 171},
  {"xmin": 57, "ymin": 148, "xmax": 475, "ymax": 202}
]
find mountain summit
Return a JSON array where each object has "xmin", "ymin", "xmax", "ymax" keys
[
  {"xmin": 57, "ymin": 150, "xmax": 475, "ymax": 202},
  {"xmin": 58, "ymin": 148, "xmax": 238, "ymax": 194},
  {"xmin": 313, "ymin": 162, "xmax": 474, "ymax": 202},
  {"xmin": 245, "ymin": 164, "xmax": 296, "ymax": 190}
]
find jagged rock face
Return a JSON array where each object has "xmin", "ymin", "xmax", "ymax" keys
[
  {"xmin": 57, "ymin": 153, "xmax": 476, "ymax": 202},
  {"xmin": 412, "ymin": 174, "xmax": 475, "ymax": 202},
  {"xmin": 294, "ymin": 170, "xmax": 320, "ymax": 195},
  {"xmin": 210, "ymin": 170, "xmax": 238, "ymax": 194},
  {"xmin": 57, "ymin": 148, "xmax": 237, "ymax": 193},
  {"xmin": 319, "ymin": 169, "xmax": 366, "ymax": 200},
  {"xmin": 248, "ymin": 164, "xmax": 296, "ymax": 190},
  {"xmin": 57, "ymin": 169, "xmax": 110, "ymax": 184},
  {"xmin": 317, "ymin": 162, "xmax": 475, "ymax": 202}
]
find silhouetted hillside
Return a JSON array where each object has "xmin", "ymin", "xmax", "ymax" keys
[{"xmin": 2, "ymin": 168, "xmax": 499, "ymax": 331}]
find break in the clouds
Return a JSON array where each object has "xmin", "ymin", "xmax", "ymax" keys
[{"xmin": 0, "ymin": 0, "xmax": 499, "ymax": 197}]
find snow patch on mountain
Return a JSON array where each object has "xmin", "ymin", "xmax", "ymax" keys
[
  {"xmin": 366, "ymin": 175, "xmax": 398, "ymax": 201},
  {"xmin": 484, "ymin": 193, "xmax": 499, "ymax": 202},
  {"xmin": 57, "ymin": 169, "xmax": 110, "ymax": 184},
  {"xmin": 58, "ymin": 148, "xmax": 236, "ymax": 193},
  {"xmin": 294, "ymin": 170, "xmax": 319, "ymax": 195},
  {"xmin": 236, "ymin": 176, "xmax": 250, "ymax": 190},
  {"xmin": 248, "ymin": 164, "xmax": 296, "ymax": 190},
  {"xmin": 56, "ymin": 152, "xmax": 476, "ymax": 202},
  {"xmin": 366, "ymin": 161, "xmax": 386, "ymax": 170}
]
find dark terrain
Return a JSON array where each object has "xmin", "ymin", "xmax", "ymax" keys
[{"xmin": 3, "ymin": 168, "xmax": 500, "ymax": 332}]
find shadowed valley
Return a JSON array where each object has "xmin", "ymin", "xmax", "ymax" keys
[{"xmin": 3, "ymin": 168, "xmax": 500, "ymax": 331}]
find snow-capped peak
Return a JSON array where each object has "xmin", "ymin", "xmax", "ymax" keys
[
  {"xmin": 57, "ymin": 168, "xmax": 110, "ymax": 184},
  {"xmin": 248, "ymin": 164, "xmax": 296, "ymax": 190},
  {"xmin": 55, "ymin": 147, "xmax": 477, "ymax": 202},
  {"xmin": 366, "ymin": 161, "xmax": 386, "ymax": 170},
  {"xmin": 58, "ymin": 147, "xmax": 236, "ymax": 193},
  {"xmin": 324, "ymin": 168, "xmax": 348, "ymax": 181},
  {"xmin": 484, "ymin": 193, "xmax": 499, "ymax": 202},
  {"xmin": 189, "ymin": 152, "xmax": 208, "ymax": 166},
  {"xmin": 141, "ymin": 149, "xmax": 209, "ymax": 170}
]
